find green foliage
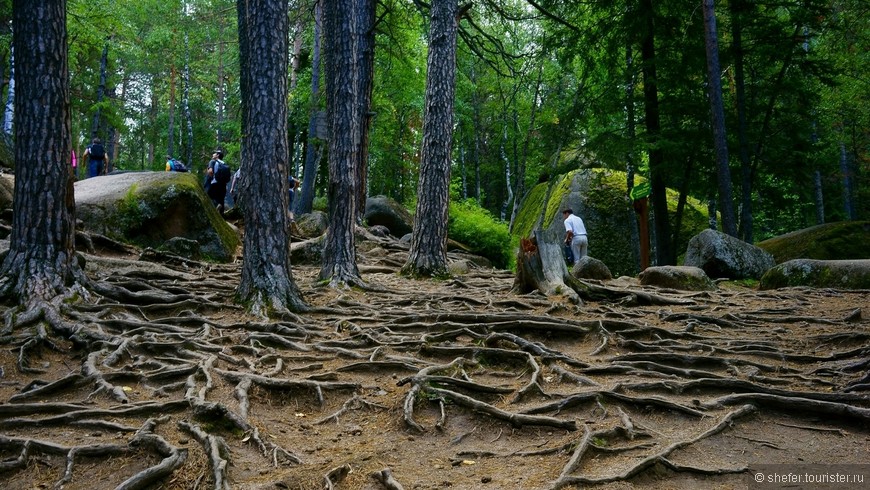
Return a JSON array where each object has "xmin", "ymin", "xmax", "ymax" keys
[{"xmin": 448, "ymin": 199, "xmax": 511, "ymax": 269}]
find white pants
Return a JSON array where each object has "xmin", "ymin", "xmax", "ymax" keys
[{"xmin": 570, "ymin": 235, "xmax": 588, "ymax": 264}]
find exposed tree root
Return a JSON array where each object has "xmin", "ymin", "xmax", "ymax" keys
[{"xmin": 0, "ymin": 244, "xmax": 868, "ymax": 488}]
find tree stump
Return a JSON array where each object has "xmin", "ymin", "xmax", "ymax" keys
[{"xmin": 513, "ymin": 230, "xmax": 580, "ymax": 304}]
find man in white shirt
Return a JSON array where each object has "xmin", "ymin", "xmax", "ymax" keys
[{"xmin": 562, "ymin": 209, "xmax": 588, "ymax": 265}]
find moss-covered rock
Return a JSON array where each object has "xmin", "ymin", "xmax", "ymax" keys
[
  {"xmin": 684, "ymin": 229, "xmax": 775, "ymax": 279},
  {"xmin": 511, "ymin": 168, "xmax": 711, "ymax": 277},
  {"xmin": 760, "ymin": 259, "xmax": 870, "ymax": 290},
  {"xmin": 756, "ymin": 221, "xmax": 870, "ymax": 263},
  {"xmin": 364, "ymin": 195, "xmax": 413, "ymax": 237},
  {"xmin": 639, "ymin": 265, "xmax": 717, "ymax": 291},
  {"xmin": 75, "ymin": 172, "xmax": 239, "ymax": 262}
]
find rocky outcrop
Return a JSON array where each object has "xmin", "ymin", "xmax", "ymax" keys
[
  {"xmin": 512, "ymin": 169, "xmax": 711, "ymax": 277},
  {"xmin": 760, "ymin": 259, "xmax": 870, "ymax": 290},
  {"xmin": 75, "ymin": 172, "xmax": 239, "ymax": 262},
  {"xmin": 364, "ymin": 195, "xmax": 413, "ymax": 238},
  {"xmin": 684, "ymin": 229, "xmax": 775, "ymax": 279},
  {"xmin": 757, "ymin": 221, "xmax": 870, "ymax": 263},
  {"xmin": 638, "ymin": 265, "xmax": 716, "ymax": 291}
]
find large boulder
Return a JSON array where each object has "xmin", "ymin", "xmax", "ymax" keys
[
  {"xmin": 364, "ymin": 195, "xmax": 413, "ymax": 237},
  {"xmin": 760, "ymin": 259, "xmax": 870, "ymax": 290},
  {"xmin": 572, "ymin": 256, "xmax": 612, "ymax": 281},
  {"xmin": 513, "ymin": 169, "xmax": 712, "ymax": 277},
  {"xmin": 512, "ymin": 169, "xmax": 640, "ymax": 277},
  {"xmin": 75, "ymin": 172, "xmax": 239, "ymax": 262},
  {"xmin": 295, "ymin": 210, "xmax": 329, "ymax": 238},
  {"xmin": 684, "ymin": 229, "xmax": 775, "ymax": 279},
  {"xmin": 0, "ymin": 174, "xmax": 13, "ymax": 211},
  {"xmin": 757, "ymin": 221, "xmax": 870, "ymax": 263},
  {"xmin": 639, "ymin": 265, "xmax": 716, "ymax": 291}
]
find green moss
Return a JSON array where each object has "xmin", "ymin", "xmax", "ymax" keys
[
  {"xmin": 760, "ymin": 259, "xmax": 870, "ymax": 289},
  {"xmin": 99, "ymin": 174, "xmax": 239, "ymax": 262},
  {"xmin": 757, "ymin": 221, "xmax": 870, "ymax": 263},
  {"xmin": 511, "ymin": 182, "xmax": 550, "ymax": 240},
  {"xmin": 511, "ymin": 167, "xmax": 715, "ymax": 277},
  {"xmin": 544, "ymin": 171, "xmax": 578, "ymax": 229}
]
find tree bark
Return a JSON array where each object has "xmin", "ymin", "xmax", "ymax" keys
[
  {"xmin": 702, "ymin": 0, "xmax": 737, "ymax": 238},
  {"xmin": 402, "ymin": 0, "xmax": 458, "ymax": 278},
  {"xmin": 0, "ymin": 0, "xmax": 86, "ymax": 302},
  {"xmin": 296, "ymin": 0, "xmax": 323, "ymax": 216},
  {"xmin": 639, "ymin": 0, "xmax": 673, "ymax": 265},
  {"xmin": 355, "ymin": 0, "xmax": 376, "ymax": 224},
  {"xmin": 236, "ymin": 0, "xmax": 307, "ymax": 314},
  {"xmin": 183, "ymin": 32, "xmax": 193, "ymax": 168},
  {"xmin": 3, "ymin": 45, "xmax": 13, "ymax": 136},
  {"xmin": 91, "ymin": 40, "xmax": 109, "ymax": 140},
  {"xmin": 320, "ymin": 0, "xmax": 364, "ymax": 287},
  {"xmin": 730, "ymin": 0, "xmax": 754, "ymax": 242}
]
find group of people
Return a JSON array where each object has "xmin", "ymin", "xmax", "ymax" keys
[{"xmin": 198, "ymin": 149, "xmax": 300, "ymax": 219}]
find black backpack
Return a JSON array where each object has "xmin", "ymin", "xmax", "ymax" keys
[
  {"xmin": 169, "ymin": 159, "xmax": 188, "ymax": 172},
  {"xmin": 215, "ymin": 161, "xmax": 232, "ymax": 184},
  {"xmin": 89, "ymin": 144, "xmax": 105, "ymax": 160}
]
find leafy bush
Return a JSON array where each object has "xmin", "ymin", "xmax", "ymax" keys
[{"xmin": 448, "ymin": 199, "xmax": 511, "ymax": 269}]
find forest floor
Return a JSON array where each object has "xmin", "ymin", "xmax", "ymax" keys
[{"xmin": 0, "ymin": 230, "xmax": 869, "ymax": 490}]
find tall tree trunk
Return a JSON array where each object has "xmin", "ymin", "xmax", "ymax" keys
[
  {"xmin": 402, "ymin": 0, "xmax": 459, "ymax": 278},
  {"xmin": 237, "ymin": 0, "xmax": 307, "ymax": 314},
  {"xmin": 813, "ymin": 169, "xmax": 825, "ymax": 224},
  {"xmin": 355, "ymin": 0, "xmax": 376, "ymax": 224},
  {"xmin": 500, "ymin": 124, "xmax": 512, "ymax": 221},
  {"xmin": 639, "ymin": 0, "xmax": 673, "ymax": 265},
  {"xmin": 91, "ymin": 40, "xmax": 109, "ymax": 139},
  {"xmin": 509, "ymin": 65, "xmax": 544, "ymax": 230},
  {"xmin": 216, "ymin": 23, "xmax": 226, "ymax": 146},
  {"xmin": 3, "ymin": 45, "xmax": 13, "ymax": 136},
  {"xmin": 702, "ymin": 0, "xmax": 737, "ymax": 237},
  {"xmin": 320, "ymin": 0, "xmax": 364, "ymax": 287},
  {"xmin": 105, "ymin": 81, "xmax": 118, "ymax": 173},
  {"xmin": 839, "ymin": 140, "xmax": 855, "ymax": 220},
  {"xmin": 1, "ymin": 0, "xmax": 86, "ymax": 302},
  {"xmin": 730, "ymin": 0, "xmax": 754, "ymax": 242},
  {"xmin": 296, "ymin": 0, "xmax": 323, "ymax": 216},
  {"xmin": 459, "ymin": 134, "xmax": 467, "ymax": 200},
  {"xmin": 290, "ymin": 12, "xmax": 305, "ymax": 91},
  {"xmin": 183, "ymin": 33, "xmax": 193, "ymax": 167},
  {"xmin": 148, "ymin": 77, "xmax": 156, "ymax": 167},
  {"xmin": 167, "ymin": 64, "xmax": 176, "ymax": 158}
]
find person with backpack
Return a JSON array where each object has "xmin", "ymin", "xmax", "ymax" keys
[
  {"xmin": 83, "ymin": 137, "xmax": 108, "ymax": 178},
  {"xmin": 205, "ymin": 149, "xmax": 232, "ymax": 215},
  {"xmin": 165, "ymin": 156, "xmax": 188, "ymax": 172}
]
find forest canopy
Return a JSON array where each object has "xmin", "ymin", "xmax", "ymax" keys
[{"xmin": 0, "ymin": 0, "xmax": 865, "ymax": 244}]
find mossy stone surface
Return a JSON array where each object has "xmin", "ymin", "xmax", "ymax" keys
[
  {"xmin": 76, "ymin": 172, "xmax": 239, "ymax": 262},
  {"xmin": 512, "ymin": 168, "xmax": 711, "ymax": 277},
  {"xmin": 757, "ymin": 221, "xmax": 870, "ymax": 264},
  {"xmin": 760, "ymin": 259, "xmax": 870, "ymax": 290}
]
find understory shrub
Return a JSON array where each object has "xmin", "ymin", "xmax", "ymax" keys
[{"xmin": 448, "ymin": 199, "xmax": 511, "ymax": 269}]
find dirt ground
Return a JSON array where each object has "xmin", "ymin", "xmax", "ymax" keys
[{"xmin": 0, "ymin": 234, "xmax": 868, "ymax": 490}]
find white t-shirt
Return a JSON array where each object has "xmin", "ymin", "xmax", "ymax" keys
[{"xmin": 564, "ymin": 214, "xmax": 587, "ymax": 236}]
